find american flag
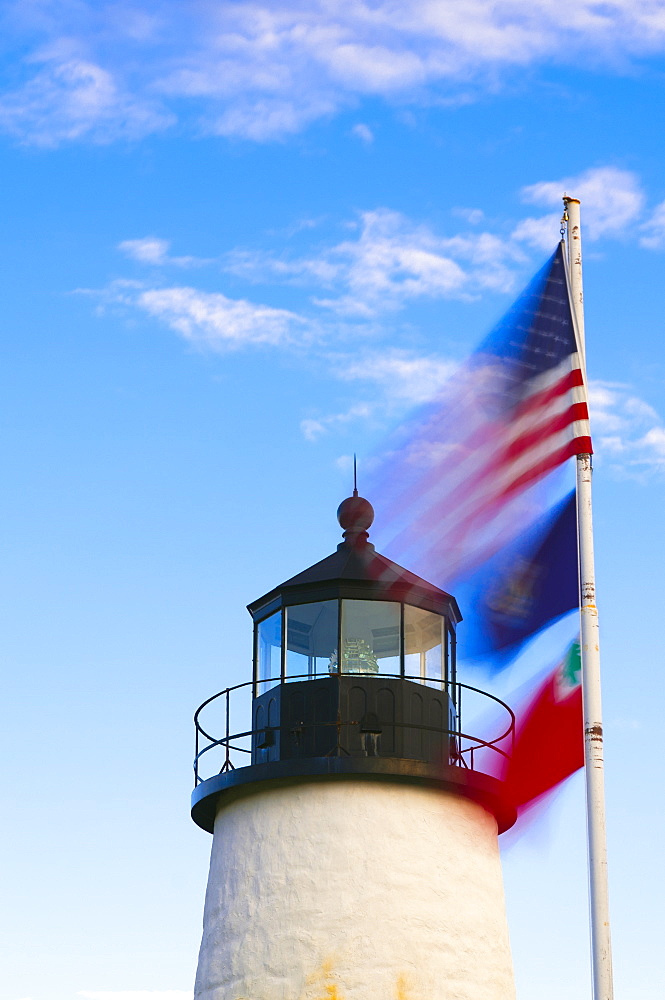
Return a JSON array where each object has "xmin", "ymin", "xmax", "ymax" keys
[{"xmin": 369, "ymin": 242, "xmax": 591, "ymax": 586}]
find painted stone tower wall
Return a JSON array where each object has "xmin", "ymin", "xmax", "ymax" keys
[{"xmin": 194, "ymin": 780, "xmax": 515, "ymax": 1000}]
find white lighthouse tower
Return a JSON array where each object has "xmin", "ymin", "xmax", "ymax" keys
[{"xmin": 191, "ymin": 494, "xmax": 517, "ymax": 1000}]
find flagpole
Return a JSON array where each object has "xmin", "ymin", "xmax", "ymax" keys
[{"xmin": 563, "ymin": 196, "xmax": 614, "ymax": 1000}]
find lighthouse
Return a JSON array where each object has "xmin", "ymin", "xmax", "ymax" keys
[{"xmin": 191, "ymin": 493, "xmax": 517, "ymax": 1000}]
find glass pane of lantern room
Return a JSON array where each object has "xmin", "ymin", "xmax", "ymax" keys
[
  {"xmin": 286, "ymin": 600, "xmax": 338, "ymax": 680},
  {"xmin": 257, "ymin": 611, "xmax": 282, "ymax": 693},
  {"xmin": 404, "ymin": 605, "xmax": 444, "ymax": 687},
  {"xmin": 340, "ymin": 600, "xmax": 400, "ymax": 674}
]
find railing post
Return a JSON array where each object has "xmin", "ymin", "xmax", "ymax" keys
[
  {"xmin": 225, "ymin": 689, "xmax": 231, "ymax": 771},
  {"xmin": 457, "ymin": 682, "xmax": 462, "ymax": 744}
]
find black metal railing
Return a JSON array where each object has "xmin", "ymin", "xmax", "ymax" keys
[{"xmin": 194, "ymin": 671, "xmax": 514, "ymax": 785}]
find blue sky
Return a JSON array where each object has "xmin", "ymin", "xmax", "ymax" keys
[{"xmin": 1, "ymin": 3, "xmax": 664, "ymax": 1000}]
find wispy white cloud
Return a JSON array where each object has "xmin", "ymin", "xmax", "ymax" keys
[
  {"xmin": 87, "ymin": 188, "xmax": 665, "ymax": 452},
  {"xmin": 208, "ymin": 96, "xmax": 338, "ymax": 142},
  {"xmin": 350, "ymin": 122, "xmax": 374, "ymax": 144},
  {"xmin": 78, "ymin": 992, "xmax": 192, "ymax": 1000},
  {"xmin": 118, "ymin": 237, "xmax": 209, "ymax": 268},
  {"xmin": 452, "ymin": 207, "xmax": 486, "ymax": 226},
  {"xmin": 513, "ymin": 167, "xmax": 645, "ymax": 248},
  {"xmin": 136, "ymin": 286, "xmax": 308, "ymax": 349},
  {"xmin": 510, "ymin": 213, "xmax": 562, "ymax": 252},
  {"xmin": 301, "ymin": 402, "xmax": 373, "ymax": 441},
  {"xmin": 606, "ymin": 716, "xmax": 642, "ymax": 731},
  {"xmin": 89, "ymin": 279, "xmax": 310, "ymax": 351},
  {"xmin": 335, "ymin": 349, "xmax": 457, "ymax": 405},
  {"xmin": 317, "ymin": 210, "xmax": 472, "ymax": 315},
  {"xmin": 300, "ymin": 349, "xmax": 457, "ymax": 440},
  {"xmin": 639, "ymin": 200, "xmax": 665, "ymax": 249},
  {"xmin": 590, "ymin": 380, "xmax": 665, "ymax": 475},
  {"xmin": 227, "ymin": 208, "xmax": 524, "ymax": 316},
  {"xmin": 225, "ymin": 248, "xmax": 340, "ymax": 285},
  {"xmin": 5, "ymin": 1, "xmax": 665, "ymax": 144},
  {"xmin": 0, "ymin": 50, "xmax": 173, "ymax": 145}
]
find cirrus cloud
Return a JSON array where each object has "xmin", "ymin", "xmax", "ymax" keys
[
  {"xmin": 226, "ymin": 207, "xmax": 525, "ymax": 317},
  {"xmin": 0, "ymin": 51, "xmax": 173, "ymax": 145},
  {"xmin": 335, "ymin": 348, "xmax": 458, "ymax": 405},
  {"xmin": 640, "ymin": 200, "xmax": 665, "ymax": 249},
  {"xmin": 4, "ymin": 1, "xmax": 665, "ymax": 144},
  {"xmin": 118, "ymin": 237, "xmax": 209, "ymax": 268},
  {"xmin": 85, "ymin": 278, "xmax": 311, "ymax": 351},
  {"xmin": 513, "ymin": 167, "xmax": 646, "ymax": 248},
  {"xmin": 81, "ymin": 178, "xmax": 665, "ymax": 465},
  {"xmin": 589, "ymin": 380, "xmax": 665, "ymax": 475},
  {"xmin": 135, "ymin": 286, "xmax": 308, "ymax": 349}
]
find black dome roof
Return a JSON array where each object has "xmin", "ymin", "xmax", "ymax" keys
[{"xmin": 247, "ymin": 495, "xmax": 461, "ymax": 624}]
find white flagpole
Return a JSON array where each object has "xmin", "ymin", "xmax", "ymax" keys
[{"xmin": 563, "ymin": 196, "xmax": 614, "ymax": 1000}]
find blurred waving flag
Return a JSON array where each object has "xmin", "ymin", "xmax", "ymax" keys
[
  {"xmin": 371, "ymin": 242, "xmax": 590, "ymax": 587},
  {"xmin": 500, "ymin": 640, "xmax": 584, "ymax": 811},
  {"xmin": 458, "ymin": 490, "xmax": 579, "ymax": 669},
  {"xmin": 369, "ymin": 241, "xmax": 591, "ymax": 811}
]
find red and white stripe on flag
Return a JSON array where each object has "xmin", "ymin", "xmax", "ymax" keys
[{"xmin": 498, "ymin": 349, "xmax": 592, "ymax": 500}]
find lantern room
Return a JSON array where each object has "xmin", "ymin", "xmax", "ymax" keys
[
  {"xmin": 246, "ymin": 493, "xmax": 461, "ymax": 766},
  {"xmin": 191, "ymin": 491, "xmax": 515, "ymax": 836},
  {"xmin": 250, "ymin": 493, "xmax": 460, "ymax": 693}
]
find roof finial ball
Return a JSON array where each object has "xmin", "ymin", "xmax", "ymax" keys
[
  {"xmin": 337, "ymin": 494, "xmax": 374, "ymax": 545},
  {"xmin": 337, "ymin": 455, "xmax": 374, "ymax": 546}
]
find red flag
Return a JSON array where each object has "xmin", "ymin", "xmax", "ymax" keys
[{"xmin": 501, "ymin": 641, "xmax": 584, "ymax": 811}]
